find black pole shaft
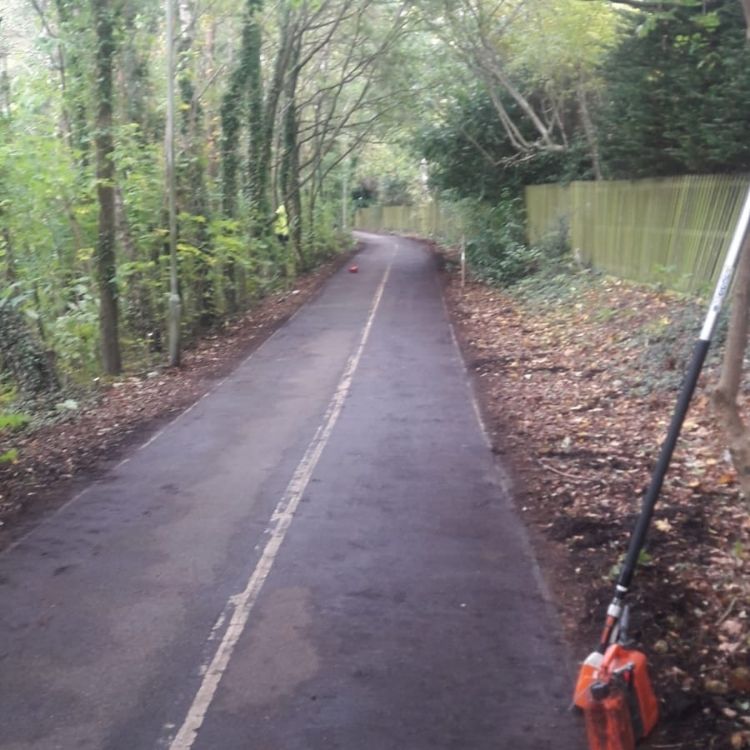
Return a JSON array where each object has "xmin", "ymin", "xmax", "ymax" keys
[
  {"xmin": 616, "ymin": 338, "xmax": 711, "ymax": 592},
  {"xmin": 594, "ymin": 186, "xmax": 750, "ymax": 651}
]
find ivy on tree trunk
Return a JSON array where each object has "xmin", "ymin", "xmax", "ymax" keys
[
  {"xmin": 177, "ymin": 0, "xmax": 215, "ymax": 330},
  {"xmin": 55, "ymin": 0, "xmax": 91, "ymax": 166},
  {"xmin": 220, "ymin": 0, "xmax": 264, "ymax": 311},
  {"xmin": 246, "ymin": 0, "xmax": 265, "ymax": 216},
  {"xmin": 262, "ymin": 5, "xmax": 294, "ymax": 217},
  {"xmin": 92, "ymin": 0, "xmax": 122, "ymax": 376},
  {"xmin": 0, "ymin": 303, "xmax": 59, "ymax": 397},
  {"xmin": 281, "ymin": 38, "xmax": 304, "ymax": 269}
]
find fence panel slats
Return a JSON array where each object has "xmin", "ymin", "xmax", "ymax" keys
[
  {"xmin": 354, "ymin": 203, "xmax": 467, "ymax": 246},
  {"xmin": 355, "ymin": 175, "xmax": 749, "ymax": 295},
  {"xmin": 528, "ymin": 175, "xmax": 750, "ymax": 294}
]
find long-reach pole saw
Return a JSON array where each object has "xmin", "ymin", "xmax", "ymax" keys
[{"xmin": 575, "ymin": 185, "xmax": 750, "ymax": 750}]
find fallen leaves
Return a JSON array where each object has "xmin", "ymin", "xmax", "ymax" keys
[
  {"xmin": 655, "ymin": 518, "xmax": 674, "ymax": 533},
  {"xmin": 442, "ymin": 264, "xmax": 750, "ymax": 750}
]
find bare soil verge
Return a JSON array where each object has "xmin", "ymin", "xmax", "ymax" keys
[
  {"xmin": 440, "ymin": 253, "xmax": 750, "ymax": 750},
  {"xmin": 0, "ymin": 250, "xmax": 355, "ymax": 547}
]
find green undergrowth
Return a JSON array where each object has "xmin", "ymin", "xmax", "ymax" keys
[
  {"xmin": 0, "ymin": 238, "xmax": 352, "ymax": 465},
  {"xmin": 0, "ymin": 384, "xmax": 31, "ymax": 465},
  {"xmin": 628, "ymin": 297, "xmax": 728, "ymax": 396},
  {"xmin": 501, "ymin": 254, "xmax": 729, "ymax": 397},
  {"xmin": 457, "ymin": 194, "xmax": 559, "ymax": 287},
  {"xmin": 450, "ymin": 195, "xmax": 727, "ymax": 398},
  {"xmin": 509, "ymin": 260, "xmax": 601, "ymax": 307}
]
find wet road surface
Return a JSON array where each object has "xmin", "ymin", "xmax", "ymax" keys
[{"xmin": 0, "ymin": 233, "xmax": 585, "ymax": 749}]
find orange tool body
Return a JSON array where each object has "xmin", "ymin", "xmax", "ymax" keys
[{"xmin": 578, "ymin": 642, "xmax": 658, "ymax": 747}]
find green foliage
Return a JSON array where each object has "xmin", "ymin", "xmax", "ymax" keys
[
  {"xmin": 0, "ymin": 291, "xmax": 59, "ymax": 396},
  {"xmin": 510, "ymin": 262, "xmax": 599, "ymax": 311},
  {"xmin": 629, "ymin": 298, "xmax": 727, "ymax": 395},
  {"xmin": 533, "ymin": 217, "xmax": 570, "ymax": 260},
  {"xmin": 209, "ymin": 217, "xmax": 262, "ymax": 303},
  {"xmin": 26, "ymin": 0, "xmax": 747, "ymax": 402},
  {"xmin": 0, "ymin": 76, "xmax": 97, "ymax": 296},
  {"xmin": 48, "ymin": 281, "xmax": 101, "ymax": 381},
  {"xmin": 502, "ymin": 0, "xmax": 617, "ymax": 87},
  {"xmin": 417, "ymin": 87, "xmax": 592, "ymax": 202},
  {"xmin": 460, "ymin": 193, "xmax": 546, "ymax": 286},
  {"xmin": 0, "ymin": 448, "xmax": 19, "ymax": 464},
  {"xmin": 608, "ymin": 548, "xmax": 654, "ymax": 581},
  {"xmin": 599, "ymin": 0, "xmax": 750, "ymax": 178},
  {"xmin": 0, "ymin": 0, "xmax": 403, "ymax": 403},
  {"xmin": 407, "ymin": 0, "xmax": 750, "ymax": 203},
  {"xmin": 0, "ymin": 412, "xmax": 30, "ymax": 430},
  {"xmin": 379, "ymin": 175, "xmax": 414, "ymax": 207},
  {"xmin": 306, "ymin": 201, "xmax": 351, "ymax": 264},
  {"xmin": 353, "ymin": 142, "xmax": 422, "ymax": 207},
  {"xmin": 0, "ymin": 409, "xmax": 30, "ymax": 466}
]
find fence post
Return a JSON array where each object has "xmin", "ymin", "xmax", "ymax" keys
[{"xmin": 460, "ymin": 235, "xmax": 466, "ymax": 290}]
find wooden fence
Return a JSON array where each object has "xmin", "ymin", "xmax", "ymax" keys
[
  {"xmin": 354, "ymin": 203, "xmax": 467, "ymax": 246},
  {"xmin": 355, "ymin": 174, "xmax": 750, "ymax": 295},
  {"xmin": 526, "ymin": 175, "xmax": 750, "ymax": 294}
]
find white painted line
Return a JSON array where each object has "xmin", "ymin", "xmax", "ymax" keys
[{"xmin": 167, "ymin": 253, "xmax": 395, "ymax": 750}]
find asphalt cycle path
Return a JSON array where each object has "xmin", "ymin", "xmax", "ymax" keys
[{"xmin": 0, "ymin": 233, "xmax": 585, "ymax": 750}]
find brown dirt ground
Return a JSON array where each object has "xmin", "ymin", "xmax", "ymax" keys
[
  {"xmin": 0, "ymin": 249, "xmax": 355, "ymax": 547},
  {"xmin": 437, "ymin": 245, "xmax": 750, "ymax": 750}
]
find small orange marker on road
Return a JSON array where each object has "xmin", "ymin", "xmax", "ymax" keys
[{"xmin": 349, "ymin": 265, "xmax": 359, "ymax": 273}]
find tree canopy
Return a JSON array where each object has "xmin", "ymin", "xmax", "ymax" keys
[
  {"xmin": 1, "ymin": 0, "xmax": 750, "ymax": 396},
  {"xmin": 409, "ymin": 0, "xmax": 750, "ymax": 196}
]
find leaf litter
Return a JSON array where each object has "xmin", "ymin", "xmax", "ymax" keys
[{"xmin": 442, "ymin": 259, "xmax": 750, "ymax": 750}]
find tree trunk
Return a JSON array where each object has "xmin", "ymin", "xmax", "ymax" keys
[
  {"xmin": 713, "ymin": 234, "xmax": 750, "ymax": 498},
  {"xmin": 55, "ymin": 0, "xmax": 91, "ymax": 165},
  {"xmin": 120, "ymin": 0, "xmax": 151, "ymax": 136},
  {"xmin": 741, "ymin": 0, "xmax": 750, "ymax": 41},
  {"xmin": 0, "ymin": 304, "xmax": 59, "ymax": 397},
  {"xmin": 281, "ymin": 38, "xmax": 304, "ymax": 269},
  {"xmin": 220, "ymin": 72, "xmax": 243, "ymax": 220},
  {"xmin": 246, "ymin": 0, "xmax": 265, "ymax": 215},
  {"xmin": 220, "ymin": 0, "xmax": 264, "ymax": 311},
  {"xmin": 262, "ymin": 6, "xmax": 294, "ymax": 219},
  {"xmin": 177, "ymin": 0, "xmax": 215, "ymax": 330},
  {"xmin": 92, "ymin": 0, "xmax": 121, "ymax": 375},
  {"xmin": 577, "ymin": 83, "xmax": 603, "ymax": 181},
  {"xmin": 220, "ymin": 67, "xmax": 243, "ymax": 312}
]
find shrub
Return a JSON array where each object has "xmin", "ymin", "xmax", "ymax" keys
[{"xmin": 460, "ymin": 193, "xmax": 568, "ymax": 286}]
